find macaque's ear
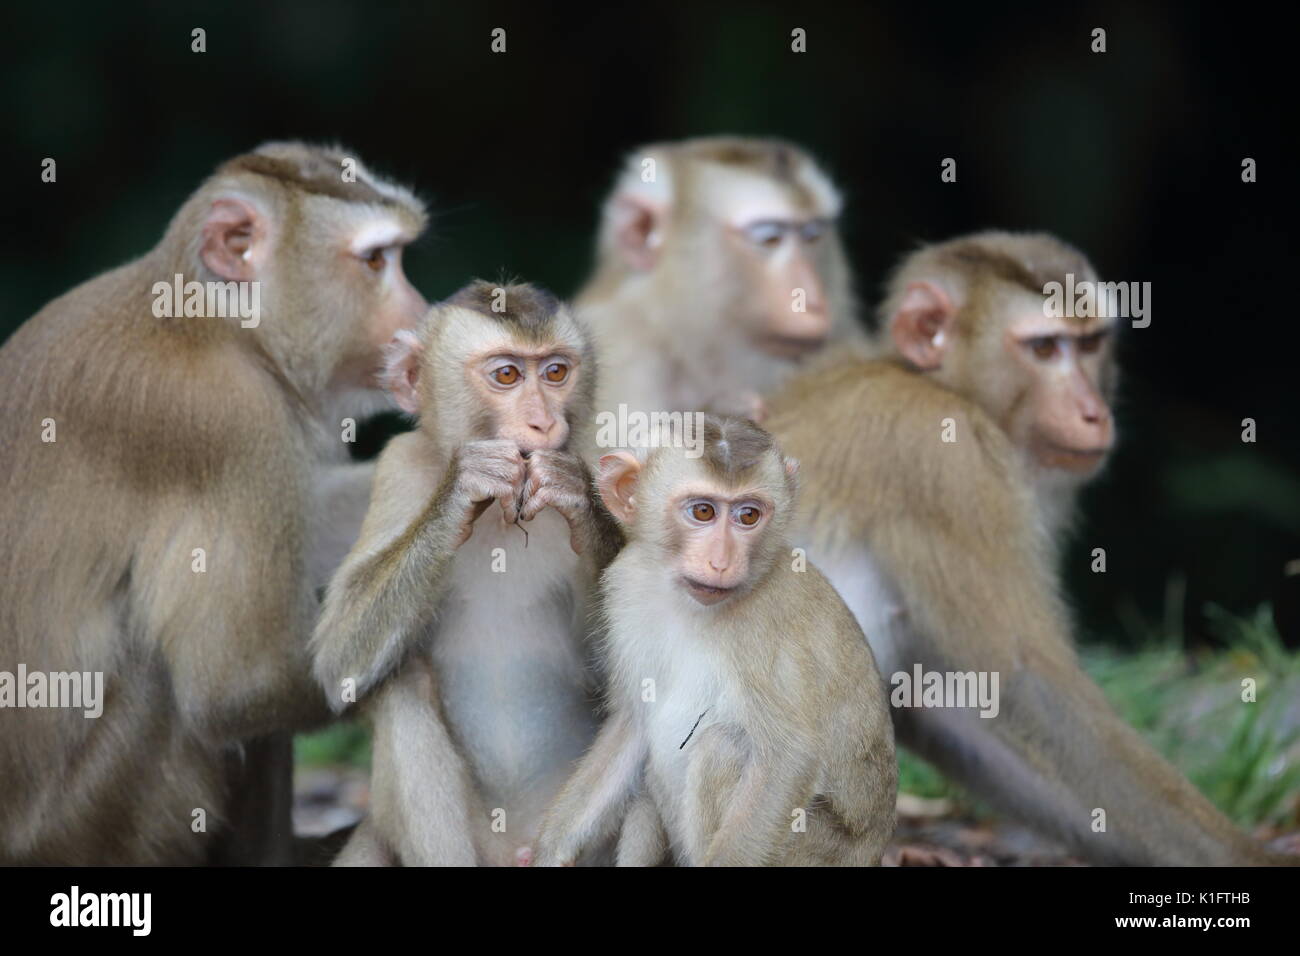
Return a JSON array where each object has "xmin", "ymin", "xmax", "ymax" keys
[
  {"xmin": 609, "ymin": 194, "xmax": 666, "ymax": 271},
  {"xmin": 890, "ymin": 281, "xmax": 956, "ymax": 371},
  {"xmin": 597, "ymin": 452, "xmax": 642, "ymax": 524},
  {"xmin": 200, "ymin": 197, "xmax": 268, "ymax": 281},
  {"xmin": 783, "ymin": 456, "xmax": 800, "ymax": 479},
  {"xmin": 382, "ymin": 329, "xmax": 424, "ymax": 415}
]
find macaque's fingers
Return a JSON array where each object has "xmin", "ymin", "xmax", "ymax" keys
[
  {"xmin": 518, "ymin": 451, "xmax": 588, "ymax": 526},
  {"xmin": 457, "ymin": 442, "xmax": 526, "ymax": 501},
  {"xmin": 452, "ymin": 440, "xmax": 527, "ymax": 535},
  {"xmin": 453, "ymin": 499, "xmax": 494, "ymax": 547}
]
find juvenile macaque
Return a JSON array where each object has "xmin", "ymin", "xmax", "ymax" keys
[
  {"xmin": 577, "ymin": 137, "xmax": 864, "ymax": 424},
  {"xmin": 0, "ymin": 143, "xmax": 428, "ymax": 864},
  {"xmin": 533, "ymin": 417, "xmax": 896, "ymax": 866},
  {"xmin": 312, "ymin": 281, "xmax": 622, "ymax": 866},
  {"xmin": 767, "ymin": 231, "xmax": 1290, "ymax": 865}
]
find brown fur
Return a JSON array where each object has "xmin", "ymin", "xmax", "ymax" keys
[
  {"xmin": 312, "ymin": 283, "xmax": 623, "ymax": 866},
  {"xmin": 0, "ymin": 142, "xmax": 426, "ymax": 864},
  {"xmin": 577, "ymin": 136, "xmax": 865, "ymax": 438},
  {"xmin": 534, "ymin": 423, "xmax": 896, "ymax": 866},
  {"xmin": 766, "ymin": 233, "xmax": 1290, "ymax": 865}
]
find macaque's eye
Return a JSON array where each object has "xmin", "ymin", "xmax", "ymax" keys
[
  {"xmin": 734, "ymin": 505, "xmax": 762, "ymax": 527},
  {"xmin": 491, "ymin": 365, "xmax": 521, "ymax": 386},
  {"xmin": 1077, "ymin": 331, "xmax": 1107, "ymax": 355},
  {"xmin": 1025, "ymin": 336, "xmax": 1060, "ymax": 361},
  {"xmin": 743, "ymin": 222, "xmax": 785, "ymax": 250},
  {"xmin": 688, "ymin": 502, "xmax": 717, "ymax": 523},
  {"xmin": 543, "ymin": 361, "xmax": 569, "ymax": 384},
  {"xmin": 799, "ymin": 219, "xmax": 829, "ymax": 244},
  {"xmin": 364, "ymin": 247, "xmax": 387, "ymax": 272}
]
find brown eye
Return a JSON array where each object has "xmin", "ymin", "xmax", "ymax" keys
[
  {"xmin": 364, "ymin": 248, "xmax": 386, "ymax": 272},
  {"xmin": 492, "ymin": 365, "xmax": 520, "ymax": 386},
  {"xmin": 800, "ymin": 220, "xmax": 828, "ymax": 244},
  {"xmin": 1078, "ymin": 331, "xmax": 1106, "ymax": 354},
  {"xmin": 690, "ymin": 502, "xmax": 716, "ymax": 522},
  {"xmin": 735, "ymin": 506, "xmax": 761, "ymax": 527},
  {"xmin": 543, "ymin": 362, "xmax": 569, "ymax": 384},
  {"xmin": 743, "ymin": 222, "xmax": 784, "ymax": 250},
  {"xmin": 1028, "ymin": 337, "xmax": 1059, "ymax": 361}
]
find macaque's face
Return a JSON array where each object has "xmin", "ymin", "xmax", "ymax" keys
[
  {"xmin": 468, "ymin": 346, "xmax": 581, "ymax": 453},
  {"xmin": 709, "ymin": 174, "xmax": 837, "ymax": 358},
  {"xmin": 666, "ymin": 482, "xmax": 776, "ymax": 606},
  {"xmin": 1001, "ymin": 311, "xmax": 1115, "ymax": 474},
  {"xmin": 331, "ymin": 214, "xmax": 429, "ymax": 388}
]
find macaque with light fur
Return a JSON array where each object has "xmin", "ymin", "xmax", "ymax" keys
[
  {"xmin": 0, "ymin": 142, "xmax": 428, "ymax": 864},
  {"xmin": 311, "ymin": 281, "xmax": 622, "ymax": 866},
  {"xmin": 768, "ymin": 231, "xmax": 1294, "ymax": 865},
  {"xmin": 577, "ymin": 137, "xmax": 864, "ymax": 427},
  {"xmin": 533, "ymin": 417, "xmax": 896, "ymax": 867}
]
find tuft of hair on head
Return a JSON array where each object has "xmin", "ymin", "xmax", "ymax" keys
[
  {"xmin": 647, "ymin": 414, "xmax": 798, "ymax": 496},
  {"xmin": 697, "ymin": 414, "xmax": 778, "ymax": 482},
  {"xmin": 880, "ymin": 231, "xmax": 1096, "ymax": 321},
  {"xmin": 443, "ymin": 277, "xmax": 560, "ymax": 329},
  {"xmin": 214, "ymin": 141, "xmax": 427, "ymax": 229}
]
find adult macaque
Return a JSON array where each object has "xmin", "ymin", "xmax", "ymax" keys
[
  {"xmin": 312, "ymin": 281, "xmax": 622, "ymax": 866},
  {"xmin": 533, "ymin": 417, "xmax": 896, "ymax": 866},
  {"xmin": 577, "ymin": 137, "xmax": 864, "ymax": 424},
  {"xmin": 767, "ymin": 231, "xmax": 1289, "ymax": 865},
  {"xmin": 0, "ymin": 143, "xmax": 429, "ymax": 864}
]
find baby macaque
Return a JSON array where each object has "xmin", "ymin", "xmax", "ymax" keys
[
  {"xmin": 312, "ymin": 280, "xmax": 621, "ymax": 865},
  {"xmin": 533, "ymin": 416, "xmax": 896, "ymax": 866}
]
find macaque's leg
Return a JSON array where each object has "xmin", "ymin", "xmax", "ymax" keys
[
  {"xmin": 367, "ymin": 660, "xmax": 481, "ymax": 866},
  {"xmin": 616, "ymin": 791, "xmax": 668, "ymax": 867},
  {"xmin": 331, "ymin": 818, "xmax": 396, "ymax": 867}
]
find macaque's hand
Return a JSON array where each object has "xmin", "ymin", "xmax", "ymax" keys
[
  {"xmin": 518, "ymin": 450, "xmax": 591, "ymax": 554},
  {"xmin": 450, "ymin": 439, "xmax": 526, "ymax": 545}
]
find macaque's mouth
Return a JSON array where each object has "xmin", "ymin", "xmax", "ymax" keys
[
  {"xmin": 516, "ymin": 438, "xmax": 567, "ymax": 454},
  {"xmin": 757, "ymin": 333, "xmax": 829, "ymax": 358},
  {"xmin": 1038, "ymin": 442, "xmax": 1111, "ymax": 470},
  {"xmin": 681, "ymin": 578, "xmax": 737, "ymax": 605}
]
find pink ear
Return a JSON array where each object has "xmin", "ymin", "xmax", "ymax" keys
[
  {"xmin": 609, "ymin": 195, "xmax": 665, "ymax": 271},
  {"xmin": 783, "ymin": 456, "xmax": 800, "ymax": 479},
  {"xmin": 596, "ymin": 452, "xmax": 642, "ymax": 524},
  {"xmin": 200, "ymin": 197, "xmax": 265, "ymax": 281},
  {"xmin": 382, "ymin": 329, "xmax": 424, "ymax": 415},
  {"xmin": 891, "ymin": 281, "xmax": 956, "ymax": 371}
]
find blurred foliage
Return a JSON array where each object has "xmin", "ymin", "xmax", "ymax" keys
[
  {"xmin": 898, "ymin": 603, "xmax": 1300, "ymax": 829},
  {"xmin": 295, "ymin": 718, "xmax": 371, "ymax": 770}
]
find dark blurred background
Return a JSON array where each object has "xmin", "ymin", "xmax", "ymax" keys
[{"xmin": 3, "ymin": 1, "xmax": 1296, "ymax": 648}]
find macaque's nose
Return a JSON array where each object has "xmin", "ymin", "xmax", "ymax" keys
[
  {"xmin": 524, "ymin": 383, "xmax": 557, "ymax": 436},
  {"xmin": 797, "ymin": 267, "xmax": 827, "ymax": 316},
  {"xmin": 402, "ymin": 277, "xmax": 429, "ymax": 322},
  {"xmin": 1080, "ymin": 401, "xmax": 1107, "ymax": 426},
  {"xmin": 708, "ymin": 531, "xmax": 734, "ymax": 574},
  {"xmin": 1072, "ymin": 373, "xmax": 1113, "ymax": 442},
  {"xmin": 528, "ymin": 412, "xmax": 556, "ymax": 435}
]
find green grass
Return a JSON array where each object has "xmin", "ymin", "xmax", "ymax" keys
[
  {"xmin": 295, "ymin": 604, "xmax": 1300, "ymax": 830},
  {"xmin": 294, "ymin": 718, "xmax": 371, "ymax": 769},
  {"xmin": 898, "ymin": 603, "xmax": 1300, "ymax": 829}
]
